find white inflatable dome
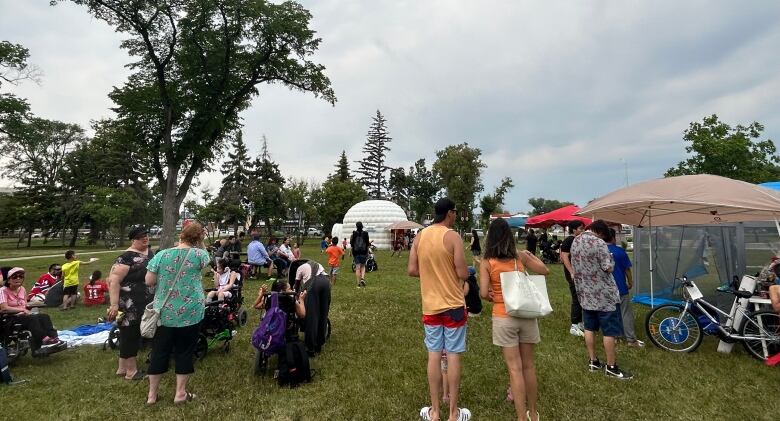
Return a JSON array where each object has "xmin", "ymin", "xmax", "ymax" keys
[
  {"xmin": 330, "ymin": 223, "xmax": 343, "ymax": 244},
  {"xmin": 342, "ymin": 200, "xmax": 408, "ymax": 250}
]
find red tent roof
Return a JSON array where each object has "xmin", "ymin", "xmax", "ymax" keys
[{"xmin": 525, "ymin": 205, "xmax": 592, "ymax": 229}]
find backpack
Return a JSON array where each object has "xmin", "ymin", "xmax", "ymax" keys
[
  {"xmin": 277, "ymin": 341, "xmax": 312, "ymax": 388},
  {"xmin": 353, "ymin": 231, "xmax": 367, "ymax": 254},
  {"xmin": 465, "ymin": 275, "xmax": 482, "ymax": 314},
  {"xmin": 252, "ymin": 293, "xmax": 287, "ymax": 356},
  {"xmin": 0, "ymin": 346, "xmax": 12, "ymax": 384}
]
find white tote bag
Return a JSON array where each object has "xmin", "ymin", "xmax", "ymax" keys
[{"xmin": 499, "ymin": 259, "xmax": 553, "ymax": 318}]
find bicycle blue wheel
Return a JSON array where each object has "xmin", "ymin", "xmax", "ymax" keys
[{"xmin": 645, "ymin": 304, "xmax": 703, "ymax": 353}]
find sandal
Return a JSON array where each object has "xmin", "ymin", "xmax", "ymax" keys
[
  {"xmin": 146, "ymin": 394, "xmax": 159, "ymax": 406},
  {"xmin": 125, "ymin": 371, "xmax": 147, "ymax": 381},
  {"xmin": 174, "ymin": 392, "xmax": 196, "ymax": 405}
]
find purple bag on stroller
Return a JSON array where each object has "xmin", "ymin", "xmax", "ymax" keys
[{"xmin": 252, "ymin": 292, "xmax": 287, "ymax": 355}]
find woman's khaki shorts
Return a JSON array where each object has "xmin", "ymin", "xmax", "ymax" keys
[{"xmin": 492, "ymin": 316, "xmax": 541, "ymax": 347}]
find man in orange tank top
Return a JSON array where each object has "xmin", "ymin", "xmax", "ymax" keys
[{"xmin": 408, "ymin": 198, "xmax": 471, "ymax": 421}]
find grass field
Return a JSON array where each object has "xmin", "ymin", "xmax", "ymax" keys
[{"xmin": 2, "ymin": 242, "xmax": 779, "ymax": 420}]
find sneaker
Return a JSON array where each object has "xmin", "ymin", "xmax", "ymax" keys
[
  {"xmin": 605, "ymin": 364, "xmax": 633, "ymax": 380},
  {"xmin": 569, "ymin": 324, "xmax": 584, "ymax": 337},
  {"xmin": 588, "ymin": 359, "xmax": 602, "ymax": 372},
  {"xmin": 419, "ymin": 406, "xmax": 434, "ymax": 421},
  {"xmin": 359, "ymin": 279, "xmax": 366, "ymax": 288},
  {"xmin": 626, "ymin": 340, "xmax": 645, "ymax": 348},
  {"xmin": 455, "ymin": 408, "xmax": 472, "ymax": 421}
]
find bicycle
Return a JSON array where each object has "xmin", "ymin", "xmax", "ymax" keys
[{"xmin": 645, "ymin": 276, "xmax": 780, "ymax": 360}]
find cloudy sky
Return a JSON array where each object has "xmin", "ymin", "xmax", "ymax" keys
[{"xmin": 2, "ymin": 0, "xmax": 780, "ymax": 213}]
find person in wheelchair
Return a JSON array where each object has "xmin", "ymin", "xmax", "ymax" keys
[
  {"xmin": 0, "ymin": 267, "xmax": 65, "ymax": 358},
  {"xmin": 206, "ymin": 258, "xmax": 238, "ymax": 303},
  {"xmin": 253, "ymin": 280, "xmax": 306, "ymax": 320}
]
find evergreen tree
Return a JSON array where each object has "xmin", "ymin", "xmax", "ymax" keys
[
  {"xmin": 248, "ymin": 135, "xmax": 285, "ymax": 234},
  {"xmin": 355, "ymin": 110, "xmax": 392, "ymax": 199},
  {"xmin": 334, "ymin": 150, "xmax": 351, "ymax": 181},
  {"xmin": 218, "ymin": 131, "xmax": 251, "ymax": 233}
]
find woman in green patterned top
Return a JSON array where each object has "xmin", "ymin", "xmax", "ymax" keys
[{"xmin": 144, "ymin": 222, "xmax": 210, "ymax": 405}]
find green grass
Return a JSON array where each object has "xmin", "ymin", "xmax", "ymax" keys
[{"xmin": 2, "ymin": 243, "xmax": 779, "ymax": 420}]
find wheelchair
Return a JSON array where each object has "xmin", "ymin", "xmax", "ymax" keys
[{"xmin": 0, "ymin": 313, "xmax": 32, "ymax": 364}]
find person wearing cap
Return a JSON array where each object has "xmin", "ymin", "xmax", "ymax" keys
[
  {"xmin": 295, "ymin": 261, "xmax": 331, "ymax": 356},
  {"xmin": 61, "ymin": 249, "xmax": 99, "ymax": 310},
  {"xmin": 0, "ymin": 267, "xmax": 65, "ymax": 356},
  {"xmin": 106, "ymin": 226, "xmax": 154, "ymax": 381},
  {"xmin": 408, "ymin": 197, "xmax": 472, "ymax": 421}
]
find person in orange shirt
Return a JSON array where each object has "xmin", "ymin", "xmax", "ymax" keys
[
  {"xmin": 479, "ymin": 218, "xmax": 548, "ymax": 421},
  {"xmin": 325, "ymin": 237, "xmax": 345, "ymax": 285}
]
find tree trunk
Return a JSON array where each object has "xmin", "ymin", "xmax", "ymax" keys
[
  {"xmin": 26, "ymin": 229, "xmax": 32, "ymax": 248},
  {"xmin": 160, "ymin": 171, "xmax": 187, "ymax": 249},
  {"xmin": 69, "ymin": 226, "xmax": 78, "ymax": 247}
]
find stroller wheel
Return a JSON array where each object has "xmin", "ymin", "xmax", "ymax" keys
[
  {"xmin": 326, "ymin": 318, "xmax": 332, "ymax": 339},
  {"xmin": 193, "ymin": 334, "xmax": 208, "ymax": 361},
  {"xmin": 223, "ymin": 341, "xmax": 231, "ymax": 353},
  {"xmin": 107, "ymin": 325, "xmax": 120, "ymax": 350}
]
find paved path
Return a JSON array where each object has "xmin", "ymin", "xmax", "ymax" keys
[{"xmin": 0, "ymin": 249, "xmax": 119, "ymax": 263}]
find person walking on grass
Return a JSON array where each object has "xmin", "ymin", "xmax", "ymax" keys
[
  {"xmin": 570, "ymin": 220, "xmax": 633, "ymax": 380},
  {"xmin": 607, "ymin": 228, "xmax": 644, "ymax": 348},
  {"xmin": 351, "ymin": 222, "xmax": 370, "ymax": 288},
  {"xmin": 480, "ymin": 218, "xmax": 549, "ymax": 421},
  {"xmin": 560, "ymin": 220, "xmax": 585, "ymax": 337},
  {"xmin": 325, "ymin": 236, "xmax": 345, "ymax": 285},
  {"xmin": 408, "ymin": 198, "xmax": 471, "ymax": 421},
  {"xmin": 61, "ymin": 249, "xmax": 99, "ymax": 310}
]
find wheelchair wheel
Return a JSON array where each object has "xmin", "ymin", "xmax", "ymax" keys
[
  {"xmin": 741, "ymin": 310, "xmax": 780, "ymax": 360},
  {"xmin": 238, "ymin": 308, "xmax": 248, "ymax": 327},
  {"xmin": 193, "ymin": 334, "xmax": 208, "ymax": 361},
  {"xmin": 351, "ymin": 262, "xmax": 356, "ymax": 272},
  {"xmin": 326, "ymin": 318, "xmax": 332, "ymax": 339},
  {"xmin": 367, "ymin": 260, "xmax": 378, "ymax": 272},
  {"xmin": 254, "ymin": 349, "xmax": 268, "ymax": 376},
  {"xmin": 645, "ymin": 304, "xmax": 703, "ymax": 353},
  {"xmin": 107, "ymin": 325, "xmax": 120, "ymax": 350}
]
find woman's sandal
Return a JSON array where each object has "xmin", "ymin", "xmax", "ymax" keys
[
  {"xmin": 125, "ymin": 371, "xmax": 147, "ymax": 381},
  {"xmin": 174, "ymin": 392, "xmax": 196, "ymax": 405},
  {"xmin": 145, "ymin": 394, "xmax": 159, "ymax": 406}
]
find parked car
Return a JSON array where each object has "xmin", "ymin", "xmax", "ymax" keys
[{"xmin": 306, "ymin": 227, "xmax": 323, "ymax": 236}]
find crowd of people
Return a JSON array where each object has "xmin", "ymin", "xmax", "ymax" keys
[{"xmin": 409, "ymin": 198, "xmax": 649, "ymax": 421}]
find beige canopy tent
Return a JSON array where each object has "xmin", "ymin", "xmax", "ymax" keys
[
  {"xmin": 577, "ymin": 174, "xmax": 780, "ymax": 306},
  {"xmin": 386, "ymin": 220, "xmax": 423, "ymax": 230}
]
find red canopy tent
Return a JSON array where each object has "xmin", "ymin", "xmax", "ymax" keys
[{"xmin": 524, "ymin": 205, "xmax": 592, "ymax": 229}]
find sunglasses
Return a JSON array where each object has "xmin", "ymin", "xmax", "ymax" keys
[{"xmin": 9, "ymin": 274, "xmax": 24, "ymax": 279}]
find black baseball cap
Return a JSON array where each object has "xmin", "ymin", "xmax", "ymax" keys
[{"xmin": 128, "ymin": 226, "xmax": 149, "ymax": 240}]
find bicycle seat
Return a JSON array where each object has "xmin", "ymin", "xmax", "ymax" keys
[{"xmin": 718, "ymin": 288, "xmax": 753, "ymax": 299}]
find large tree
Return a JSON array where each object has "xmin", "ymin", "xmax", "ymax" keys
[
  {"xmin": 218, "ymin": 131, "xmax": 251, "ymax": 233},
  {"xmin": 432, "ymin": 143, "xmax": 485, "ymax": 232},
  {"xmin": 665, "ymin": 114, "xmax": 780, "ymax": 183},
  {"xmin": 407, "ymin": 159, "xmax": 440, "ymax": 223},
  {"xmin": 0, "ymin": 40, "xmax": 37, "ymax": 126},
  {"xmin": 355, "ymin": 110, "xmax": 392, "ymax": 199},
  {"xmin": 58, "ymin": 0, "xmax": 336, "ymax": 246},
  {"xmin": 333, "ymin": 150, "xmax": 351, "ymax": 182},
  {"xmin": 388, "ymin": 167, "xmax": 410, "ymax": 213},
  {"xmin": 248, "ymin": 136, "xmax": 285, "ymax": 234}
]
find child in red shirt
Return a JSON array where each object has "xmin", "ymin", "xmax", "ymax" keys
[{"xmin": 83, "ymin": 270, "xmax": 109, "ymax": 306}]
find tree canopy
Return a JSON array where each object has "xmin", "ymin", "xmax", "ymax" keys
[
  {"xmin": 57, "ymin": 0, "xmax": 336, "ymax": 246},
  {"xmin": 432, "ymin": 143, "xmax": 485, "ymax": 231},
  {"xmin": 528, "ymin": 197, "xmax": 574, "ymax": 216},
  {"xmin": 665, "ymin": 114, "xmax": 780, "ymax": 183}
]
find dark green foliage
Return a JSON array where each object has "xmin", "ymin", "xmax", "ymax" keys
[
  {"xmin": 665, "ymin": 114, "xmax": 780, "ymax": 183},
  {"xmin": 407, "ymin": 159, "xmax": 440, "ymax": 223},
  {"xmin": 55, "ymin": 0, "xmax": 336, "ymax": 246},
  {"xmin": 528, "ymin": 197, "xmax": 575, "ymax": 216},
  {"xmin": 248, "ymin": 136, "xmax": 285, "ymax": 233},
  {"xmin": 432, "ymin": 143, "xmax": 485, "ymax": 231},
  {"xmin": 355, "ymin": 110, "xmax": 392, "ymax": 199},
  {"xmin": 479, "ymin": 177, "xmax": 514, "ymax": 228},
  {"xmin": 334, "ymin": 150, "xmax": 351, "ymax": 182}
]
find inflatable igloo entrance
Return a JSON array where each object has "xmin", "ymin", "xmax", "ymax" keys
[{"xmin": 341, "ymin": 200, "xmax": 408, "ymax": 250}]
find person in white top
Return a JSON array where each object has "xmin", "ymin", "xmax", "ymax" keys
[
  {"xmin": 206, "ymin": 258, "xmax": 237, "ymax": 302},
  {"xmin": 279, "ymin": 237, "xmax": 296, "ymax": 261}
]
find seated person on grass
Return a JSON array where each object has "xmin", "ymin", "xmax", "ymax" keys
[
  {"xmin": 83, "ymin": 270, "xmax": 109, "ymax": 306},
  {"xmin": 28, "ymin": 263, "xmax": 62, "ymax": 305}
]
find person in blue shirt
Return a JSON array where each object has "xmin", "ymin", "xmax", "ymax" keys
[
  {"xmin": 247, "ymin": 235, "xmax": 271, "ymax": 279},
  {"xmin": 320, "ymin": 236, "xmax": 330, "ymax": 254},
  {"xmin": 607, "ymin": 228, "xmax": 644, "ymax": 347}
]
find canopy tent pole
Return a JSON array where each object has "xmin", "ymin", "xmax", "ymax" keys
[
  {"xmin": 649, "ymin": 208, "xmax": 654, "ymax": 308},
  {"xmin": 775, "ymin": 217, "xmax": 780, "ymax": 239}
]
